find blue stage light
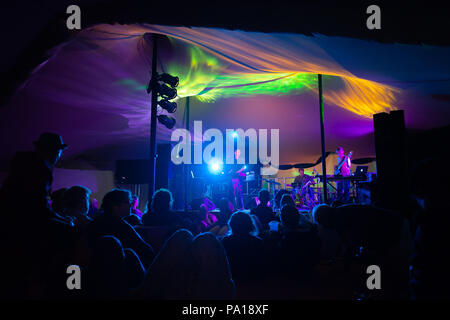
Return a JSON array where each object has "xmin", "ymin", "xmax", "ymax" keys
[
  {"xmin": 230, "ymin": 131, "xmax": 239, "ymax": 139},
  {"xmin": 208, "ymin": 160, "xmax": 223, "ymax": 174}
]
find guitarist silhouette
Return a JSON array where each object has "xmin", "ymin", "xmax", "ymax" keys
[
  {"xmin": 335, "ymin": 150, "xmax": 353, "ymax": 176},
  {"xmin": 335, "ymin": 147, "xmax": 352, "ymax": 202}
]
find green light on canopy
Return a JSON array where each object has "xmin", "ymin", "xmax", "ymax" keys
[
  {"xmin": 194, "ymin": 72, "xmax": 318, "ymax": 102},
  {"xmin": 115, "ymin": 78, "xmax": 148, "ymax": 91},
  {"xmin": 163, "ymin": 44, "xmax": 318, "ymax": 101},
  {"xmin": 115, "ymin": 38, "xmax": 366, "ymax": 116},
  {"xmin": 116, "ymin": 43, "xmax": 318, "ymax": 102}
]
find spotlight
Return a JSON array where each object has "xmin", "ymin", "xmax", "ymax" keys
[
  {"xmin": 159, "ymin": 99, "xmax": 177, "ymax": 113},
  {"xmin": 208, "ymin": 160, "xmax": 223, "ymax": 174},
  {"xmin": 156, "ymin": 83, "xmax": 177, "ymax": 100},
  {"xmin": 158, "ymin": 73, "xmax": 179, "ymax": 87},
  {"xmin": 147, "ymin": 70, "xmax": 179, "ymax": 131},
  {"xmin": 157, "ymin": 115, "xmax": 176, "ymax": 129}
]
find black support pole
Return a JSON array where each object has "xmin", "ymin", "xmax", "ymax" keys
[
  {"xmin": 318, "ymin": 74, "xmax": 328, "ymax": 203},
  {"xmin": 184, "ymin": 96, "xmax": 190, "ymax": 213},
  {"xmin": 149, "ymin": 34, "xmax": 158, "ymax": 201}
]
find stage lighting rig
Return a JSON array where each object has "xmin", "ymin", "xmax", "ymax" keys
[
  {"xmin": 159, "ymin": 99, "xmax": 177, "ymax": 113},
  {"xmin": 147, "ymin": 72, "xmax": 179, "ymax": 97},
  {"xmin": 146, "ymin": 33, "xmax": 180, "ymax": 198},
  {"xmin": 157, "ymin": 114, "xmax": 176, "ymax": 129},
  {"xmin": 155, "ymin": 82, "xmax": 177, "ymax": 100},
  {"xmin": 158, "ymin": 73, "xmax": 179, "ymax": 88},
  {"xmin": 148, "ymin": 71, "xmax": 179, "ymax": 129}
]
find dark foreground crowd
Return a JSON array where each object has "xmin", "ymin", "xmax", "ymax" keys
[{"xmin": 0, "ymin": 132, "xmax": 449, "ymax": 300}]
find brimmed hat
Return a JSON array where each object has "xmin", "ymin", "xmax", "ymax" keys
[{"xmin": 33, "ymin": 132, "xmax": 68, "ymax": 151}]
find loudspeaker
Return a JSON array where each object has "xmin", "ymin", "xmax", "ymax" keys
[
  {"xmin": 115, "ymin": 143, "xmax": 172, "ymax": 187},
  {"xmin": 115, "ymin": 159, "xmax": 150, "ymax": 184},
  {"xmin": 373, "ymin": 110, "xmax": 408, "ymax": 207}
]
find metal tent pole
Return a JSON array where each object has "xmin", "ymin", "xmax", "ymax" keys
[
  {"xmin": 149, "ymin": 34, "xmax": 158, "ymax": 201},
  {"xmin": 184, "ymin": 96, "xmax": 190, "ymax": 213},
  {"xmin": 318, "ymin": 74, "xmax": 328, "ymax": 203}
]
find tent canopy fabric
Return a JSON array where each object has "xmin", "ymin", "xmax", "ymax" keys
[{"xmin": 1, "ymin": 23, "xmax": 449, "ymax": 171}]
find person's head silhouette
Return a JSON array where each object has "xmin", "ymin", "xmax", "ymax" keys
[{"xmin": 33, "ymin": 132, "xmax": 68, "ymax": 167}]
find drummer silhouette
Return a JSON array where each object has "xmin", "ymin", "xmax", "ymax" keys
[
  {"xmin": 293, "ymin": 168, "xmax": 311, "ymax": 187},
  {"xmin": 293, "ymin": 168, "xmax": 317, "ymax": 209}
]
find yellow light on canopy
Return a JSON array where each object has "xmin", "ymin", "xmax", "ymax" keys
[{"xmin": 111, "ymin": 23, "xmax": 400, "ymax": 118}]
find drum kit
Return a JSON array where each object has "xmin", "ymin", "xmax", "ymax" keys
[
  {"xmin": 263, "ymin": 175, "xmax": 321, "ymax": 211},
  {"xmin": 289, "ymin": 177, "xmax": 321, "ymax": 210}
]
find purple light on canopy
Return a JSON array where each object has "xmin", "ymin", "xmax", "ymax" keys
[{"xmin": 0, "ymin": 23, "xmax": 448, "ymax": 169}]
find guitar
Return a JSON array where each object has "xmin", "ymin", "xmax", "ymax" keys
[
  {"xmin": 229, "ymin": 165, "xmax": 246, "ymax": 179},
  {"xmin": 334, "ymin": 151, "xmax": 352, "ymax": 175}
]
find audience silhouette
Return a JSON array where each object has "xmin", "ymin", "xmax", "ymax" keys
[
  {"xmin": 1, "ymin": 132, "xmax": 447, "ymax": 300},
  {"xmin": 86, "ymin": 236, "xmax": 144, "ymax": 299},
  {"xmin": 142, "ymin": 188, "xmax": 182, "ymax": 228},
  {"xmin": 63, "ymin": 185, "xmax": 93, "ymax": 230},
  {"xmin": 138, "ymin": 229, "xmax": 194, "ymax": 299},
  {"xmin": 250, "ymin": 189, "xmax": 276, "ymax": 230},
  {"xmin": 189, "ymin": 232, "xmax": 235, "ymax": 300},
  {"xmin": 87, "ymin": 189, "xmax": 155, "ymax": 269},
  {"xmin": 222, "ymin": 211, "xmax": 264, "ymax": 287}
]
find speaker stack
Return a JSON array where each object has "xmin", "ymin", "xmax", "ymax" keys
[
  {"xmin": 115, "ymin": 144, "xmax": 173, "ymax": 207},
  {"xmin": 373, "ymin": 110, "xmax": 408, "ymax": 208}
]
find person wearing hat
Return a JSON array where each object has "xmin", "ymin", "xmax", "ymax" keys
[
  {"xmin": 33, "ymin": 132, "xmax": 68, "ymax": 167},
  {"xmin": 0, "ymin": 132, "xmax": 74, "ymax": 298},
  {"xmin": 0, "ymin": 132, "xmax": 68, "ymax": 219}
]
